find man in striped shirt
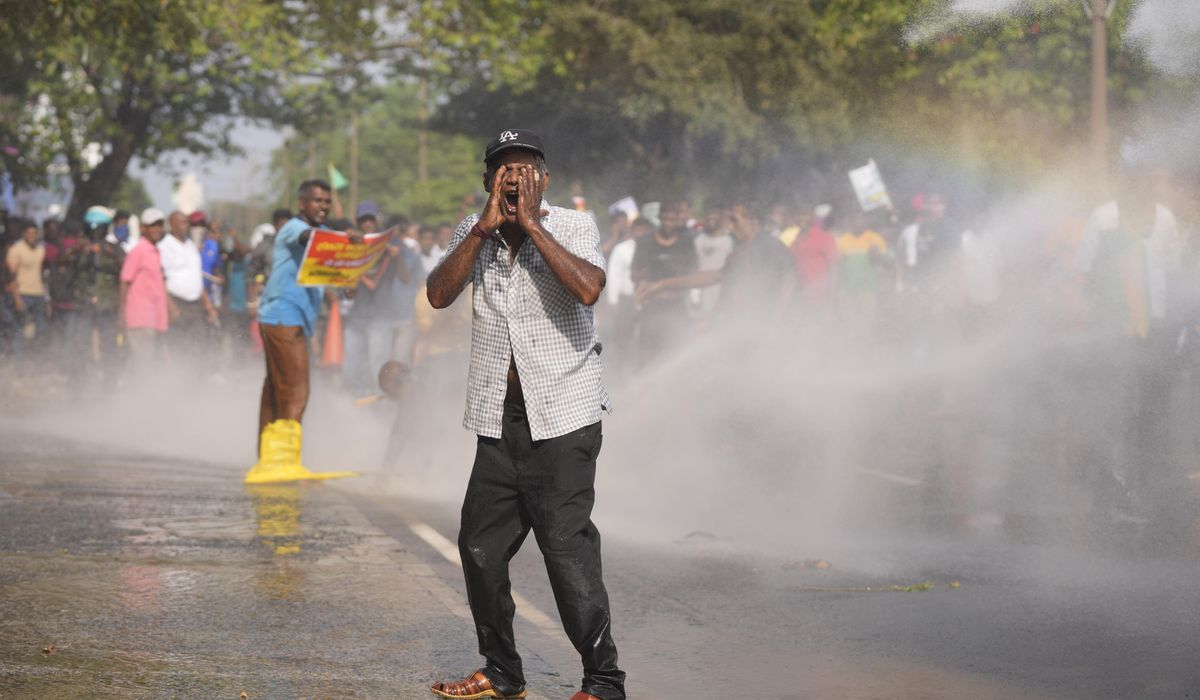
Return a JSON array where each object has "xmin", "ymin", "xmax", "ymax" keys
[{"xmin": 427, "ymin": 129, "xmax": 625, "ymax": 700}]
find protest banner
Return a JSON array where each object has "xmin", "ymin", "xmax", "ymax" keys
[
  {"xmin": 607, "ymin": 196, "xmax": 639, "ymax": 222},
  {"xmin": 848, "ymin": 159, "xmax": 893, "ymax": 212},
  {"xmin": 296, "ymin": 227, "xmax": 393, "ymax": 287}
]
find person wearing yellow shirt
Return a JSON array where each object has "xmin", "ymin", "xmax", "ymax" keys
[{"xmin": 836, "ymin": 212, "xmax": 891, "ymax": 334}]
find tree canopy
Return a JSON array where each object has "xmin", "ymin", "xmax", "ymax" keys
[
  {"xmin": 0, "ymin": 0, "xmax": 375, "ymax": 218},
  {"xmin": 428, "ymin": 0, "xmax": 1167, "ymax": 207},
  {"xmin": 0, "ymin": 0, "xmax": 1188, "ymax": 222}
]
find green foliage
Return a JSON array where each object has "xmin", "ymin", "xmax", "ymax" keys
[
  {"xmin": 1, "ymin": 0, "xmax": 1187, "ymax": 223},
  {"xmin": 0, "ymin": 0, "xmax": 358, "ymax": 217},
  {"xmin": 430, "ymin": 0, "xmax": 1171, "ymax": 203},
  {"xmin": 882, "ymin": 0, "xmax": 1158, "ymax": 176},
  {"xmin": 273, "ymin": 83, "xmax": 480, "ymax": 224},
  {"xmin": 110, "ymin": 175, "xmax": 151, "ymax": 215}
]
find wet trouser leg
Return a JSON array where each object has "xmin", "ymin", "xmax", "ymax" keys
[
  {"xmin": 458, "ymin": 400, "xmax": 625, "ymax": 700},
  {"xmin": 257, "ymin": 323, "xmax": 310, "ymax": 442}
]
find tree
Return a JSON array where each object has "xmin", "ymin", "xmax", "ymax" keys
[
  {"xmin": 272, "ymin": 83, "xmax": 480, "ymax": 224},
  {"xmin": 427, "ymin": 0, "xmax": 1170, "ymax": 205},
  {"xmin": 0, "ymin": 0, "xmax": 372, "ymax": 220},
  {"xmin": 110, "ymin": 175, "xmax": 151, "ymax": 215}
]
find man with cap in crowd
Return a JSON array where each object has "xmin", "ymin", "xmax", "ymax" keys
[
  {"xmin": 65, "ymin": 206, "xmax": 126, "ymax": 385},
  {"xmin": 426, "ymin": 129, "xmax": 625, "ymax": 700},
  {"xmin": 108, "ymin": 209, "xmax": 137, "ymax": 253},
  {"xmin": 248, "ymin": 208, "xmax": 292, "ymax": 307},
  {"xmin": 158, "ymin": 210, "xmax": 217, "ymax": 359},
  {"xmin": 197, "ymin": 212, "xmax": 225, "ymax": 308},
  {"xmin": 119, "ymin": 207, "xmax": 168, "ymax": 364},
  {"xmin": 244, "ymin": 179, "xmax": 359, "ymax": 484}
]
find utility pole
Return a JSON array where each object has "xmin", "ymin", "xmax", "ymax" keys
[
  {"xmin": 281, "ymin": 137, "xmax": 292, "ymax": 206},
  {"xmin": 418, "ymin": 77, "xmax": 429, "ymax": 183},
  {"xmin": 1084, "ymin": 0, "xmax": 1115, "ymax": 191},
  {"xmin": 349, "ymin": 110, "xmax": 360, "ymax": 217}
]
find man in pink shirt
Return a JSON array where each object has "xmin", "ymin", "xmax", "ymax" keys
[
  {"xmin": 120, "ymin": 207, "xmax": 169, "ymax": 361},
  {"xmin": 790, "ymin": 204, "xmax": 839, "ymax": 307}
]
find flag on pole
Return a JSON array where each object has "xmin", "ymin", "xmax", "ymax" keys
[{"xmin": 328, "ymin": 163, "xmax": 349, "ymax": 190}]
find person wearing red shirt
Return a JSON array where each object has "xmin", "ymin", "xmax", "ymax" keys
[
  {"xmin": 790, "ymin": 204, "xmax": 839, "ymax": 306},
  {"xmin": 120, "ymin": 208, "xmax": 170, "ymax": 363}
]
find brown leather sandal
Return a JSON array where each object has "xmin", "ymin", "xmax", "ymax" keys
[{"xmin": 429, "ymin": 669, "xmax": 528, "ymax": 699}]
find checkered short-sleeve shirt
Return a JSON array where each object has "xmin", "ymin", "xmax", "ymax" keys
[{"xmin": 440, "ymin": 202, "xmax": 610, "ymax": 440}]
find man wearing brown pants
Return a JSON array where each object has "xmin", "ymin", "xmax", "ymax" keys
[{"xmin": 245, "ymin": 179, "xmax": 354, "ymax": 484}]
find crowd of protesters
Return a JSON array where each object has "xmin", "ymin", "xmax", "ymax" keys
[
  {"xmin": 0, "ymin": 206, "xmax": 251, "ymax": 386},
  {"xmin": 590, "ymin": 165, "xmax": 1200, "ymax": 536},
  {"xmin": 0, "ymin": 197, "xmax": 465, "ymax": 396},
  {"xmin": 2, "ymin": 162, "xmax": 1198, "ymax": 535}
]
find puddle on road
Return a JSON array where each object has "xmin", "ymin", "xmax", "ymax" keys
[{"xmin": 0, "ymin": 473, "xmax": 402, "ymax": 698}]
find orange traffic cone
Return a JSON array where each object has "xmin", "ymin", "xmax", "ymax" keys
[
  {"xmin": 249, "ymin": 319, "xmax": 263, "ymax": 354},
  {"xmin": 321, "ymin": 300, "xmax": 344, "ymax": 367}
]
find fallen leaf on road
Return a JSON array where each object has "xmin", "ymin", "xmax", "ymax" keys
[
  {"xmin": 782, "ymin": 559, "xmax": 832, "ymax": 571},
  {"xmin": 42, "ymin": 644, "xmax": 56, "ymax": 654},
  {"xmin": 240, "ymin": 692, "xmax": 248, "ymax": 699}
]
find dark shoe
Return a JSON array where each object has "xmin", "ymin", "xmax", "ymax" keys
[{"xmin": 430, "ymin": 669, "xmax": 527, "ymax": 699}]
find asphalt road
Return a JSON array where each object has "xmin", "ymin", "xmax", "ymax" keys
[{"xmin": 1, "ymin": 431, "xmax": 1199, "ymax": 699}]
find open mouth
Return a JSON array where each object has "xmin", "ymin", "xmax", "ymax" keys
[{"xmin": 504, "ymin": 191, "xmax": 519, "ymax": 215}]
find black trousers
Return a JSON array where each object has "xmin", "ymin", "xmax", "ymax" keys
[{"xmin": 459, "ymin": 399, "xmax": 625, "ymax": 699}]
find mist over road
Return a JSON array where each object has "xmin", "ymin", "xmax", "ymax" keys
[{"xmin": 1, "ymin": 431, "xmax": 1197, "ymax": 699}]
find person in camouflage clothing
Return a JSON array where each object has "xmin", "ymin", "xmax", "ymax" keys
[{"xmin": 62, "ymin": 208, "xmax": 126, "ymax": 386}]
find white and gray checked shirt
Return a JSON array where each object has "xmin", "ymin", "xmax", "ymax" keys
[{"xmin": 441, "ymin": 202, "xmax": 610, "ymax": 440}]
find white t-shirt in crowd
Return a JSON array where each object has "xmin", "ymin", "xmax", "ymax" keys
[
  {"xmin": 960, "ymin": 228, "xmax": 1000, "ymax": 307},
  {"xmin": 690, "ymin": 230, "xmax": 734, "ymax": 314},
  {"xmin": 157, "ymin": 233, "xmax": 204, "ymax": 302},
  {"xmin": 419, "ymin": 245, "xmax": 444, "ymax": 274},
  {"xmin": 605, "ymin": 238, "xmax": 637, "ymax": 306},
  {"xmin": 1076, "ymin": 200, "xmax": 1181, "ymax": 321}
]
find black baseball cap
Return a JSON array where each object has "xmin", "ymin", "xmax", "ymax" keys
[{"xmin": 484, "ymin": 128, "xmax": 545, "ymax": 165}]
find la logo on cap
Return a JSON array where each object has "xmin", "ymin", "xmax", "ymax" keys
[{"xmin": 498, "ymin": 130, "xmax": 518, "ymax": 143}]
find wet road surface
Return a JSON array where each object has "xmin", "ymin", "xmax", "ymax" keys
[{"xmin": 2, "ymin": 432, "xmax": 1199, "ymax": 699}]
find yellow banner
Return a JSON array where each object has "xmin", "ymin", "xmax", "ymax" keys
[{"xmin": 296, "ymin": 227, "xmax": 394, "ymax": 287}]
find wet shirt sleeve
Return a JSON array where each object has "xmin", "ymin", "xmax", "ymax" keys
[
  {"xmin": 275, "ymin": 218, "xmax": 311, "ymax": 252},
  {"xmin": 436, "ymin": 216, "xmax": 479, "ymax": 283},
  {"xmin": 557, "ymin": 212, "xmax": 606, "ymax": 273}
]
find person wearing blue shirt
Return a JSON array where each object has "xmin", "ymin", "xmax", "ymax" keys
[
  {"xmin": 245, "ymin": 179, "xmax": 357, "ymax": 484},
  {"xmin": 200, "ymin": 227, "xmax": 223, "ymax": 307},
  {"xmin": 342, "ymin": 201, "xmax": 426, "ymax": 397}
]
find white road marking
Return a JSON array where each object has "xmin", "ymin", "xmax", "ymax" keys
[
  {"xmin": 408, "ymin": 521, "xmax": 561, "ymax": 633},
  {"xmin": 856, "ymin": 467, "xmax": 923, "ymax": 487}
]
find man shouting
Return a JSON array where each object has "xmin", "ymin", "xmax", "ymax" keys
[{"xmin": 427, "ymin": 129, "xmax": 626, "ymax": 700}]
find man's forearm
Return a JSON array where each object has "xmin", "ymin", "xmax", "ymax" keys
[
  {"xmin": 427, "ymin": 234, "xmax": 484, "ymax": 309},
  {"xmin": 661, "ymin": 269, "xmax": 722, "ymax": 291},
  {"xmin": 528, "ymin": 224, "xmax": 605, "ymax": 306}
]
